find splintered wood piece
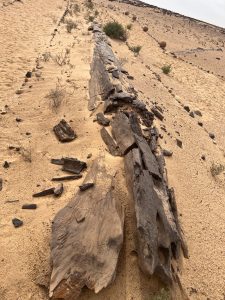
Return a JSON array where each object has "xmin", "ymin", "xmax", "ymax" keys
[
  {"xmin": 111, "ymin": 112, "xmax": 136, "ymax": 155},
  {"xmin": 54, "ymin": 183, "xmax": 64, "ymax": 197},
  {"xmin": 50, "ymin": 158, "xmax": 124, "ymax": 299},
  {"xmin": 52, "ymin": 175, "xmax": 82, "ymax": 181},
  {"xmin": 53, "ymin": 119, "xmax": 77, "ymax": 143},
  {"xmin": 79, "ymin": 182, "xmax": 94, "ymax": 191},
  {"xmin": 100, "ymin": 127, "xmax": 121, "ymax": 156},
  {"xmin": 51, "ymin": 158, "xmax": 64, "ymax": 165},
  {"xmin": 134, "ymin": 134, "xmax": 162, "ymax": 180},
  {"xmin": 33, "ymin": 187, "xmax": 55, "ymax": 197},
  {"xmin": 129, "ymin": 112, "xmax": 142, "ymax": 136},
  {"xmin": 62, "ymin": 158, "xmax": 87, "ymax": 174},
  {"xmin": 96, "ymin": 112, "xmax": 110, "ymax": 126},
  {"xmin": 124, "ymin": 149, "xmax": 183, "ymax": 284}
]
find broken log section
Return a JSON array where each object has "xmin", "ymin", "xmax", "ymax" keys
[
  {"xmin": 53, "ymin": 119, "xmax": 77, "ymax": 143},
  {"xmin": 50, "ymin": 158, "xmax": 124, "ymax": 299}
]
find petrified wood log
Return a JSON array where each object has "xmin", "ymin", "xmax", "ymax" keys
[
  {"xmin": 100, "ymin": 127, "xmax": 121, "ymax": 156},
  {"xmin": 111, "ymin": 112, "xmax": 136, "ymax": 155},
  {"xmin": 96, "ymin": 112, "xmax": 110, "ymax": 126},
  {"xmin": 53, "ymin": 119, "xmax": 76, "ymax": 143},
  {"xmin": 124, "ymin": 148, "xmax": 183, "ymax": 284},
  {"xmin": 50, "ymin": 158, "xmax": 124, "ymax": 299}
]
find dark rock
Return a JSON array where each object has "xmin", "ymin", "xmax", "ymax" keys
[
  {"xmin": 143, "ymin": 26, "xmax": 148, "ymax": 32},
  {"xmin": 0, "ymin": 178, "xmax": 2, "ymax": 191},
  {"xmin": 61, "ymin": 157, "xmax": 87, "ymax": 174},
  {"xmin": 79, "ymin": 182, "xmax": 94, "ymax": 191},
  {"xmin": 16, "ymin": 117, "xmax": 22, "ymax": 122},
  {"xmin": 151, "ymin": 107, "xmax": 164, "ymax": 121},
  {"xmin": 176, "ymin": 139, "xmax": 183, "ymax": 148},
  {"xmin": 132, "ymin": 15, "xmax": 137, "ymax": 21},
  {"xmin": 159, "ymin": 41, "xmax": 166, "ymax": 49},
  {"xmin": 120, "ymin": 68, "xmax": 128, "ymax": 75},
  {"xmin": 22, "ymin": 204, "xmax": 37, "ymax": 209},
  {"xmin": 52, "ymin": 175, "xmax": 82, "ymax": 181},
  {"xmin": 12, "ymin": 218, "xmax": 23, "ymax": 228},
  {"xmin": 112, "ymin": 70, "xmax": 120, "ymax": 79},
  {"xmin": 194, "ymin": 110, "xmax": 202, "ymax": 117},
  {"xmin": 54, "ymin": 183, "xmax": 64, "ymax": 197},
  {"xmin": 53, "ymin": 119, "xmax": 77, "ymax": 142},
  {"xmin": 96, "ymin": 113, "xmax": 110, "ymax": 126},
  {"xmin": 25, "ymin": 71, "xmax": 32, "ymax": 78},
  {"xmin": 184, "ymin": 105, "xmax": 190, "ymax": 112},
  {"xmin": 198, "ymin": 121, "xmax": 203, "ymax": 127},
  {"xmin": 189, "ymin": 111, "xmax": 195, "ymax": 118},
  {"xmin": 209, "ymin": 132, "xmax": 215, "ymax": 139},
  {"xmin": 87, "ymin": 153, "xmax": 92, "ymax": 159},
  {"xmin": 88, "ymin": 25, "xmax": 93, "ymax": 31},
  {"xmin": 33, "ymin": 187, "xmax": 55, "ymax": 197},
  {"xmin": 162, "ymin": 149, "xmax": 173, "ymax": 157},
  {"xmin": 124, "ymin": 11, "xmax": 129, "ymax": 15},
  {"xmin": 201, "ymin": 155, "xmax": 206, "ymax": 160},
  {"xmin": 127, "ymin": 75, "xmax": 134, "ymax": 80},
  {"xmin": 110, "ymin": 91, "xmax": 134, "ymax": 103},
  {"xmin": 3, "ymin": 161, "xmax": 10, "ymax": 168}
]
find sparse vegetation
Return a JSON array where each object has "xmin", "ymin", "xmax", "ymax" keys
[
  {"xmin": 46, "ymin": 84, "xmax": 66, "ymax": 111},
  {"xmin": 53, "ymin": 49, "xmax": 70, "ymax": 66},
  {"xmin": 129, "ymin": 45, "xmax": 142, "ymax": 55},
  {"xmin": 103, "ymin": 21, "xmax": 127, "ymax": 41},
  {"xmin": 210, "ymin": 163, "xmax": 225, "ymax": 177},
  {"xmin": 88, "ymin": 15, "xmax": 95, "ymax": 22},
  {"xmin": 152, "ymin": 289, "xmax": 170, "ymax": 300},
  {"xmin": 127, "ymin": 23, "xmax": 132, "ymax": 30},
  {"xmin": 85, "ymin": 0, "xmax": 94, "ymax": 10},
  {"xmin": 94, "ymin": 10, "xmax": 99, "ymax": 16},
  {"xmin": 161, "ymin": 64, "xmax": 172, "ymax": 75},
  {"xmin": 72, "ymin": 3, "xmax": 80, "ymax": 14},
  {"xmin": 42, "ymin": 51, "xmax": 51, "ymax": 62},
  {"xmin": 65, "ymin": 19, "xmax": 77, "ymax": 33}
]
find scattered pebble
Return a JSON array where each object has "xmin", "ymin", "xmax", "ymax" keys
[
  {"xmin": 162, "ymin": 149, "xmax": 173, "ymax": 157},
  {"xmin": 209, "ymin": 133, "xmax": 215, "ymax": 139},
  {"xmin": 176, "ymin": 139, "xmax": 183, "ymax": 148},
  {"xmin": 12, "ymin": 218, "xmax": 23, "ymax": 228},
  {"xmin": 22, "ymin": 204, "xmax": 37, "ymax": 209},
  {"xmin": 3, "ymin": 161, "xmax": 10, "ymax": 168}
]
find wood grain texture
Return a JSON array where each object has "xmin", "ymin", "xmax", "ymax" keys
[{"xmin": 50, "ymin": 158, "xmax": 124, "ymax": 299}]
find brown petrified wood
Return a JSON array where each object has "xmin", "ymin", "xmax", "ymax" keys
[
  {"xmin": 124, "ymin": 148, "xmax": 185, "ymax": 284},
  {"xmin": 53, "ymin": 119, "xmax": 77, "ymax": 143},
  {"xmin": 100, "ymin": 127, "xmax": 121, "ymax": 156},
  {"xmin": 49, "ymin": 158, "xmax": 124, "ymax": 299},
  {"xmin": 111, "ymin": 112, "xmax": 136, "ymax": 155}
]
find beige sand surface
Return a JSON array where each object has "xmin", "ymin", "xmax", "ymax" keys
[{"xmin": 0, "ymin": 0, "xmax": 225, "ymax": 299}]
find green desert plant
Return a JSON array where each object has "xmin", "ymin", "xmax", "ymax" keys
[
  {"xmin": 129, "ymin": 45, "xmax": 142, "ymax": 55},
  {"xmin": 162, "ymin": 64, "xmax": 172, "ymax": 75},
  {"xmin": 152, "ymin": 288, "xmax": 171, "ymax": 300},
  {"xmin": 103, "ymin": 21, "xmax": 127, "ymax": 41},
  {"xmin": 127, "ymin": 23, "xmax": 132, "ymax": 30}
]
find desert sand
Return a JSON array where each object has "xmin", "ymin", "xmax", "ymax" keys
[{"xmin": 0, "ymin": 0, "xmax": 225, "ymax": 299}]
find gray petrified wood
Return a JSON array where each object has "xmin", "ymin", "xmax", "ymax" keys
[{"xmin": 49, "ymin": 158, "xmax": 124, "ymax": 299}]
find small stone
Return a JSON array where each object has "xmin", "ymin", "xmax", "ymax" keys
[
  {"xmin": 12, "ymin": 218, "xmax": 23, "ymax": 228},
  {"xmin": 3, "ymin": 161, "xmax": 10, "ymax": 168},
  {"xmin": 189, "ymin": 111, "xmax": 195, "ymax": 118},
  {"xmin": 132, "ymin": 15, "xmax": 137, "ymax": 21},
  {"xmin": 162, "ymin": 149, "xmax": 173, "ymax": 157},
  {"xmin": 184, "ymin": 105, "xmax": 190, "ymax": 112},
  {"xmin": 209, "ymin": 132, "xmax": 215, "ymax": 139},
  {"xmin": 159, "ymin": 41, "xmax": 166, "ymax": 49},
  {"xmin": 124, "ymin": 11, "xmax": 129, "ymax": 15},
  {"xmin": 201, "ymin": 155, "xmax": 206, "ymax": 160},
  {"xmin": 143, "ymin": 26, "xmax": 148, "ymax": 32},
  {"xmin": 87, "ymin": 153, "xmax": 92, "ymax": 159},
  {"xmin": 194, "ymin": 110, "xmax": 202, "ymax": 117},
  {"xmin": 54, "ymin": 183, "xmax": 64, "ymax": 197},
  {"xmin": 79, "ymin": 182, "xmax": 94, "ymax": 191},
  {"xmin": 16, "ymin": 117, "xmax": 22, "ymax": 122},
  {"xmin": 22, "ymin": 204, "xmax": 37, "ymax": 209},
  {"xmin": 176, "ymin": 139, "xmax": 182, "ymax": 148},
  {"xmin": 127, "ymin": 75, "xmax": 134, "ymax": 80},
  {"xmin": 25, "ymin": 71, "xmax": 32, "ymax": 78},
  {"xmin": 0, "ymin": 178, "xmax": 2, "ymax": 191},
  {"xmin": 16, "ymin": 90, "xmax": 24, "ymax": 95},
  {"xmin": 198, "ymin": 121, "xmax": 203, "ymax": 127},
  {"xmin": 112, "ymin": 70, "xmax": 120, "ymax": 79}
]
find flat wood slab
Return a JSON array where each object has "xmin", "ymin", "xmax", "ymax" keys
[
  {"xmin": 111, "ymin": 112, "xmax": 136, "ymax": 155},
  {"xmin": 50, "ymin": 158, "xmax": 124, "ymax": 299}
]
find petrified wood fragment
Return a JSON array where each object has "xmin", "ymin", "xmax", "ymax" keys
[
  {"xmin": 100, "ymin": 127, "xmax": 121, "ymax": 156},
  {"xmin": 111, "ymin": 112, "xmax": 136, "ymax": 155},
  {"xmin": 124, "ymin": 149, "xmax": 183, "ymax": 284},
  {"xmin": 96, "ymin": 112, "xmax": 110, "ymax": 126},
  {"xmin": 50, "ymin": 158, "xmax": 124, "ymax": 299},
  {"xmin": 53, "ymin": 119, "xmax": 76, "ymax": 143}
]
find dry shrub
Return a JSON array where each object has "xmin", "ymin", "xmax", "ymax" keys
[
  {"xmin": 46, "ymin": 84, "xmax": 66, "ymax": 111},
  {"xmin": 53, "ymin": 49, "xmax": 70, "ymax": 66}
]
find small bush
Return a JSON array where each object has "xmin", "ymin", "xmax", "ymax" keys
[
  {"xmin": 53, "ymin": 49, "xmax": 70, "ymax": 66},
  {"xmin": 85, "ymin": 0, "xmax": 94, "ymax": 10},
  {"xmin": 162, "ymin": 65, "xmax": 172, "ymax": 75},
  {"xmin": 88, "ymin": 15, "xmax": 95, "ymax": 22},
  {"xmin": 127, "ymin": 23, "xmax": 132, "ymax": 30},
  {"xmin": 103, "ymin": 21, "xmax": 127, "ymax": 41},
  {"xmin": 210, "ymin": 163, "xmax": 225, "ymax": 177},
  {"xmin": 46, "ymin": 84, "xmax": 66, "ymax": 111},
  {"xmin": 66, "ymin": 19, "xmax": 77, "ymax": 33},
  {"xmin": 129, "ymin": 45, "xmax": 142, "ymax": 54},
  {"xmin": 152, "ymin": 288, "xmax": 170, "ymax": 300},
  {"xmin": 42, "ymin": 52, "xmax": 51, "ymax": 62}
]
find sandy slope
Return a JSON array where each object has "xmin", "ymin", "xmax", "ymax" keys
[{"xmin": 0, "ymin": 0, "xmax": 225, "ymax": 299}]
